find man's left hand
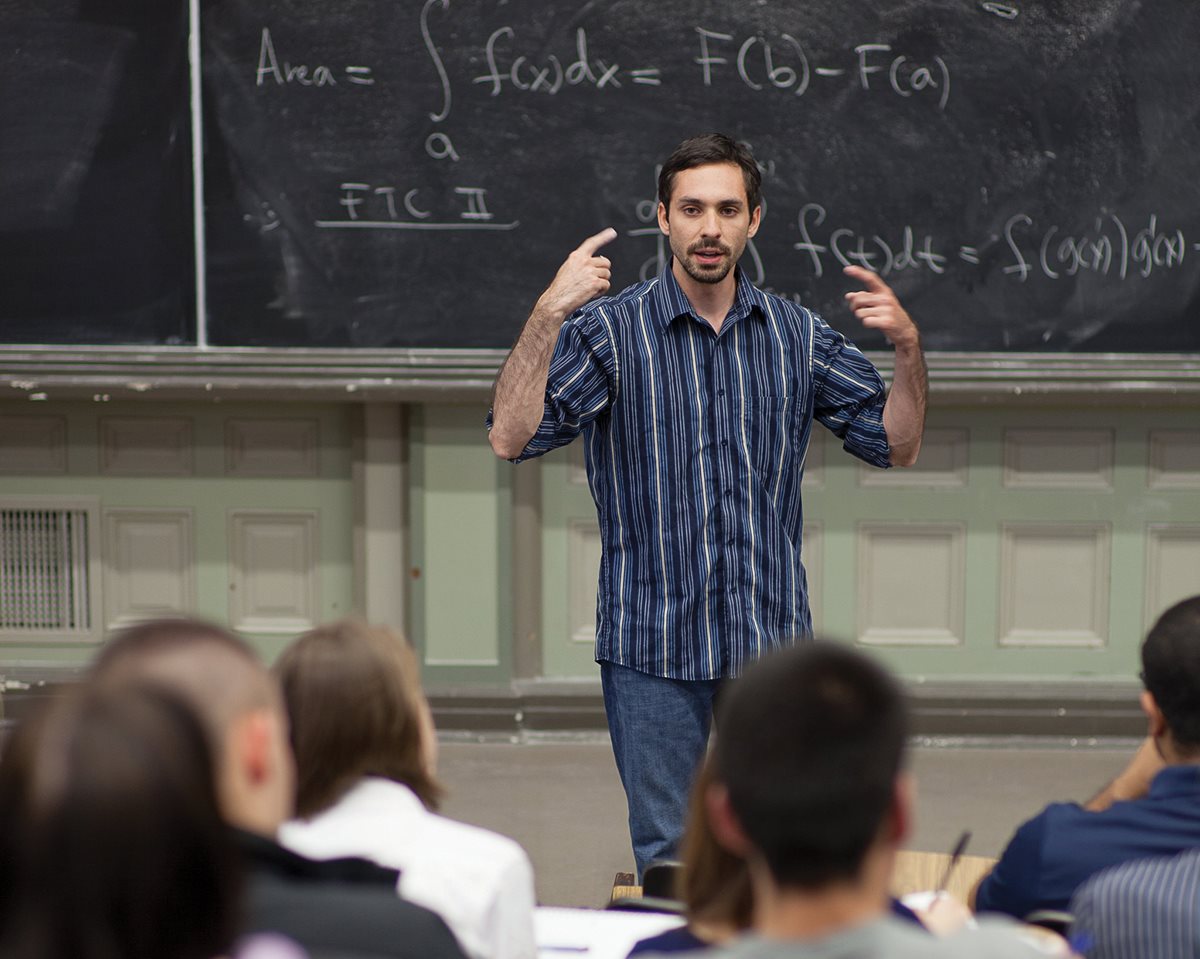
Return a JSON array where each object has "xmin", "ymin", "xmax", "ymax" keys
[{"xmin": 843, "ymin": 265, "xmax": 920, "ymax": 352}]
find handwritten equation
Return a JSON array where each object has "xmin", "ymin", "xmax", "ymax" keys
[
  {"xmin": 790, "ymin": 205, "xmax": 1192, "ymax": 283},
  {"xmin": 253, "ymin": 1, "xmax": 952, "ymax": 171},
  {"xmin": 622, "ymin": 188, "xmax": 1194, "ymax": 288}
]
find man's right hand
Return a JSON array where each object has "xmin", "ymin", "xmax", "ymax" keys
[{"xmin": 535, "ymin": 228, "xmax": 617, "ymax": 321}]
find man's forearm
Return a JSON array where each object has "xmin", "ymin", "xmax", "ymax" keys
[
  {"xmin": 883, "ymin": 341, "xmax": 928, "ymax": 467},
  {"xmin": 490, "ymin": 228, "xmax": 617, "ymax": 460},
  {"xmin": 489, "ymin": 303, "xmax": 565, "ymax": 460},
  {"xmin": 1083, "ymin": 736, "xmax": 1164, "ymax": 812}
]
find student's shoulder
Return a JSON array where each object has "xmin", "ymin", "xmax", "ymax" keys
[
  {"xmin": 246, "ymin": 873, "xmax": 466, "ymax": 959},
  {"xmin": 424, "ymin": 812, "xmax": 533, "ymax": 871}
]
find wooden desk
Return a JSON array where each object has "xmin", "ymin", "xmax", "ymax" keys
[
  {"xmin": 891, "ymin": 851, "xmax": 996, "ymax": 903},
  {"xmin": 613, "ymin": 851, "xmax": 996, "ymax": 909}
]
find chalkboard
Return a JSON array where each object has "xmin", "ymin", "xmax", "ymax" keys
[
  {"xmin": 0, "ymin": 1, "xmax": 195, "ymax": 345},
  {"xmin": 4, "ymin": 1, "xmax": 1200, "ymax": 353}
]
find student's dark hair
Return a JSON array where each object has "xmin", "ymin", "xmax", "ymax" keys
[
  {"xmin": 275, "ymin": 618, "xmax": 445, "ymax": 817},
  {"xmin": 0, "ymin": 683, "xmax": 241, "ymax": 959},
  {"xmin": 1141, "ymin": 595, "xmax": 1200, "ymax": 752},
  {"xmin": 712, "ymin": 640, "xmax": 908, "ymax": 890},
  {"xmin": 658, "ymin": 133, "xmax": 762, "ymax": 215}
]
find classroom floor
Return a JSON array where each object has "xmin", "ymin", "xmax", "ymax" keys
[{"xmin": 437, "ymin": 734, "xmax": 1140, "ymax": 908}]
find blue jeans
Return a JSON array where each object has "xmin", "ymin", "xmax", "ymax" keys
[{"xmin": 600, "ymin": 660, "xmax": 723, "ymax": 880}]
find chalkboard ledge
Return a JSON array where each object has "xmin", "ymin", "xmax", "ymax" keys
[{"xmin": 0, "ymin": 347, "xmax": 1198, "ymax": 404}]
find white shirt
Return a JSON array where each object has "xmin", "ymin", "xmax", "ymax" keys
[{"xmin": 279, "ymin": 777, "xmax": 537, "ymax": 959}]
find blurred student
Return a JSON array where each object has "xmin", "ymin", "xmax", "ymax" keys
[
  {"xmin": 276, "ymin": 619, "xmax": 537, "ymax": 959},
  {"xmin": 90, "ymin": 617, "xmax": 466, "ymax": 959},
  {"xmin": 669, "ymin": 641, "xmax": 1066, "ymax": 958},
  {"xmin": 974, "ymin": 595, "xmax": 1200, "ymax": 919},
  {"xmin": 0, "ymin": 683, "xmax": 240, "ymax": 959}
]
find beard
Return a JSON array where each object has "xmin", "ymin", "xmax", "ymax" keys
[{"xmin": 676, "ymin": 239, "xmax": 738, "ymax": 285}]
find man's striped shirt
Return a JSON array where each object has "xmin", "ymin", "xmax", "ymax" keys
[{"xmin": 496, "ymin": 265, "xmax": 891, "ymax": 680}]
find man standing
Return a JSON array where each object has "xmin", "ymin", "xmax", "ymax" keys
[{"xmin": 488, "ymin": 134, "xmax": 927, "ymax": 877}]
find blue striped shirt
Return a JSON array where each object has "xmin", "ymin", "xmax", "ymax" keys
[
  {"xmin": 1070, "ymin": 848, "xmax": 1200, "ymax": 959},
  {"xmin": 498, "ymin": 265, "xmax": 891, "ymax": 680}
]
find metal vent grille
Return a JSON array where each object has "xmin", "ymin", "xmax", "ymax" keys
[{"xmin": 0, "ymin": 508, "xmax": 92, "ymax": 631}]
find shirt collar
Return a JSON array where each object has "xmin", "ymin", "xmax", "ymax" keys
[
  {"xmin": 1149, "ymin": 764, "xmax": 1200, "ymax": 799},
  {"xmin": 654, "ymin": 261, "xmax": 767, "ymax": 331},
  {"xmin": 231, "ymin": 826, "xmax": 401, "ymax": 886}
]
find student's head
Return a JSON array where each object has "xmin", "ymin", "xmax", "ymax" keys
[
  {"xmin": 0, "ymin": 683, "xmax": 240, "ymax": 959},
  {"xmin": 275, "ymin": 619, "xmax": 443, "ymax": 819},
  {"xmin": 1140, "ymin": 595, "xmax": 1200, "ymax": 758},
  {"xmin": 658, "ymin": 134, "xmax": 762, "ymax": 215},
  {"xmin": 677, "ymin": 756, "xmax": 754, "ymax": 935},
  {"xmin": 89, "ymin": 617, "xmax": 295, "ymax": 836},
  {"xmin": 708, "ymin": 640, "xmax": 909, "ymax": 892}
]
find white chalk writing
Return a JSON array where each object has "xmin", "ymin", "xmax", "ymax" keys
[
  {"xmin": 317, "ymin": 182, "xmax": 518, "ymax": 231},
  {"xmin": 473, "ymin": 26, "xmax": 660, "ymax": 96},
  {"xmin": 794, "ymin": 203, "xmax": 1187, "ymax": 282},
  {"xmin": 255, "ymin": 27, "xmax": 373, "ymax": 88},
  {"xmin": 695, "ymin": 28, "xmax": 950, "ymax": 109}
]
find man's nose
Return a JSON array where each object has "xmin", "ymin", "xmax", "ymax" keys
[{"xmin": 700, "ymin": 210, "xmax": 721, "ymax": 236}]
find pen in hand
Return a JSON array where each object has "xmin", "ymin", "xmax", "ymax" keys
[{"xmin": 935, "ymin": 830, "xmax": 972, "ymax": 895}]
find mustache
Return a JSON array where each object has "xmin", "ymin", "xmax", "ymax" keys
[{"xmin": 688, "ymin": 241, "xmax": 731, "ymax": 255}]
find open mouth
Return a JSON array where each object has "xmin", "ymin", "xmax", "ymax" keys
[{"xmin": 691, "ymin": 246, "xmax": 727, "ymax": 266}]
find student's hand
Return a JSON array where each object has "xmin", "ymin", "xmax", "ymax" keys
[
  {"xmin": 915, "ymin": 892, "xmax": 973, "ymax": 935},
  {"xmin": 1110, "ymin": 736, "xmax": 1166, "ymax": 802},
  {"xmin": 843, "ymin": 265, "xmax": 920, "ymax": 352},
  {"xmin": 536, "ymin": 228, "xmax": 617, "ymax": 321},
  {"xmin": 1084, "ymin": 736, "xmax": 1166, "ymax": 811}
]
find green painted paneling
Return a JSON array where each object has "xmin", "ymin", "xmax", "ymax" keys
[
  {"xmin": 0, "ymin": 401, "xmax": 354, "ymax": 670},
  {"xmin": 540, "ymin": 445, "xmax": 601, "ymax": 678},
  {"xmin": 409, "ymin": 404, "xmax": 512, "ymax": 684}
]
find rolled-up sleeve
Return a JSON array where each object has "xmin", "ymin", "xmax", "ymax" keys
[
  {"xmin": 810, "ymin": 314, "xmax": 891, "ymax": 469},
  {"xmin": 486, "ymin": 307, "xmax": 616, "ymax": 464}
]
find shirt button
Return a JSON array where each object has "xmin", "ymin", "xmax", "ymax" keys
[
  {"xmin": 721, "ymin": 440, "xmax": 729, "ymax": 447},
  {"xmin": 724, "ymin": 490, "xmax": 732, "ymax": 498},
  {"xmin": 717, "ymin": 389, "xmax": 725, "ymax": 397}
]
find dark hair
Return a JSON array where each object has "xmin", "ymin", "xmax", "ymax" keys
[
  {"xmin": 658, "ymin": 134, "xmax": 762, "ymax": 214},
  {"xmin": 0, "ymin": 684, "xmax": 241, "ymax": 959},
  {"xmin": 275, "ymin": 619, "xmax": 445, "ymax": 817},
  {"xmin": 677, "ymin": 757, "xmax": 754, "ymax": 931},
  {"xmin": 1142, "ymin": 595, "xmax": 1200, "ymax": 752},
  {"xmin": 712, "ymin": 640, "xmax": 907, "ymax": 890}
]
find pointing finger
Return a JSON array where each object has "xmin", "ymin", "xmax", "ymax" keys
[
  {"xmin": 843, "ymin": 264, "xmax": 890, "ymax": 294},
  {"xmin": 579, "ymin": 227, "xmax": 618, "ymax": 256}
]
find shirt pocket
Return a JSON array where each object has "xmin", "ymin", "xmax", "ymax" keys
[{"xmin": 743, "ymin": 395, "xmax": 803, "ymax": 484}]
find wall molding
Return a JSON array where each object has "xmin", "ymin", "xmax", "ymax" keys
[{"xmin": 2, "ymin": 348, "xmax": 1198, "ymax": 402}]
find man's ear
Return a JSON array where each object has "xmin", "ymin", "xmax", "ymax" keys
[
  {"xmin": 1142, "ymin": 689, "xmax": 1168, "ymax": 740},
  {"xmin": 657, "ymin": 200, "xmax": 670, "ymax": 236},
  {"xmin": 706, "ymin": 781, "xmax": 753, "ymax": 857},
  {"xmin": 747, "ymin": 204, "xmax": 762, "ymax": 239}
]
